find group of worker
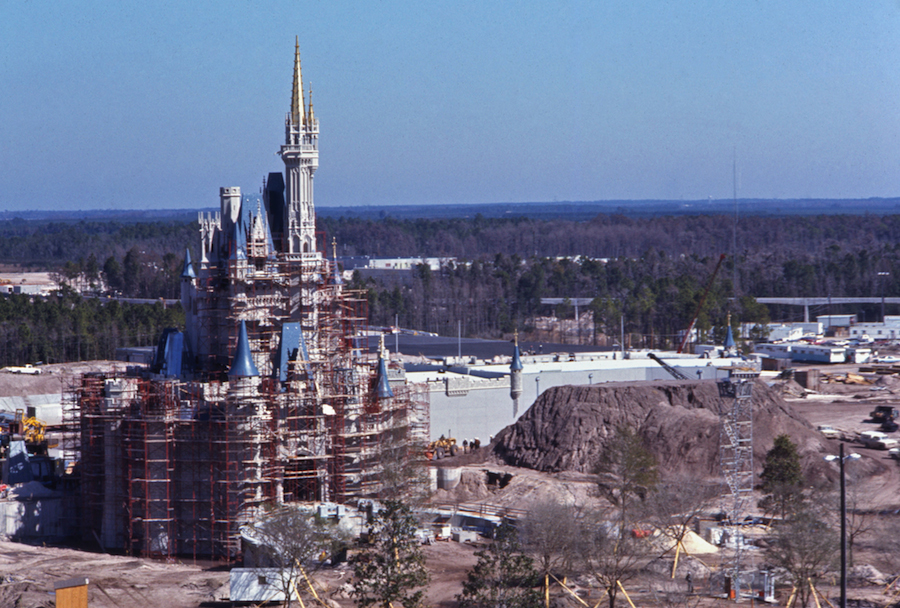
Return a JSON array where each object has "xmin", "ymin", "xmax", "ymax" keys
[{"xmin": 460, "ymin": 438, "xmax": 481, "ymax": 453}]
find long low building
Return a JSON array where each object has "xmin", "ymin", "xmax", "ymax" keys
[{"xmin": 396, "ymin": 348, "xmax": 745, "ymax": 443}]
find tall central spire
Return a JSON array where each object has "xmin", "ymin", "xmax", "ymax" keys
[
  {"xmin": 290, "ymin": 36, "xmax": 305, "ymax": 128},
  {"xmin": 281, "ymin": 38, "xmax": 319, "ymax": 257}
]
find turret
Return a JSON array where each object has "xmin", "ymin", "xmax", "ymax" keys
[
  {"xmin": 180, "ymin": 249, "xmax": 197, "ymax": 280},
  {"xmin": 723, "ymin": 312, "xmax": 737, "ymax": 356},
  {"xmin": 375, "ymin": 336, "xmax": 394, "ymax": 399},
  {"xmin": 229, "ymin": 321, "xmax": 260, "ymax": 378},
  {"xmin": 331, "ymin": 237, "xmax": 343, "ymax": 285},
  {"xmin": 510, "ymin": 331, "xmax": 523, "ymax": 415},
  {"xmin": 181, "ymin": 249, "xmax": 197, "ymax": 355}
]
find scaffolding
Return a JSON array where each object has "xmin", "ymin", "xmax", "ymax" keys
[
  {"xmin": 62, "ymin": 47, "xmax": 436, "ymax": 560},
  {"xmin": 68, "ymin": 278, "xmax": 429, "ymax": 561},
  {"xmin": 717, "ymin": 367, "xmax": 758, "ymax": 601}
]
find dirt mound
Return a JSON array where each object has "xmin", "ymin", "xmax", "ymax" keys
[{"xmin": 491, "ymin": 379, "xmax": 875, "ymax": 482}]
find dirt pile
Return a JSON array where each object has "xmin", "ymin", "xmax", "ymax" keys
[{"xmin": 491, "ymin": 379, "xmax": 879, "ymax": 481}]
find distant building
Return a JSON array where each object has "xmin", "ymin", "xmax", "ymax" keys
[
  {"xmin": 848, "ymin": 321, "xmax": 900, "ymax": 341},
  {"xmin": 817, "ymin": 314, "xmax": 856, "ymax": 330}
]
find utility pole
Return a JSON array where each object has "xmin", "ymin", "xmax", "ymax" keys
[{"xmin": 825, "ymin": 444, "xmax": 860, "ymax": 608}]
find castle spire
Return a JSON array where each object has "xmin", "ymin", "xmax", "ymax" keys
[
  {"xmin": 229, "ymin": 321, "xmax": 260, "ymax": 377},
  {"xmin": 331, "ymin": 237, "xmax": 342, "ymax": 285},
  {"xmin": 290, "ymin": 36, "xmax": 305, "ymax": 127},
  {"xmin": 510, "ymin": 329, "xmax": 523, "ymax": 371},
  {"xmin": 510, "ymin": 329, "xmax": 523, "ymax": 410},
  {"xmin": 181, "ymin": 248, "xmax": 196, "ymax": 279}
]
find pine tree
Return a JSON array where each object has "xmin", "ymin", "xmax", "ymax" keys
[
  {"xmin": 759, "ymin": 434, "xmax": 804, "ymax": 519},
  {"xmin": 353, "ymin": 500, "xmax": 429, "ymax": 608},
  {"xmin": 457, "ymin": 520, "xmax": 541, "ymax": 608}
]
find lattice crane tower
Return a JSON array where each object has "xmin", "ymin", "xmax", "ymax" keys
[{"xmin": 717, "ymin": 367, "xmax": 758, "ymax": 601}]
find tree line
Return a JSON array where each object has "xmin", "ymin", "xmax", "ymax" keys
[
  {"xmin": 0, "ymin": 287, "xmax": 184, "ymax": 366},
  {"xmin": 0, "ymin": 218, "xmax": 196, "ymax": 268},
  {"xmin": 332, "ymin": 213, "xmax": 900, "ymax": 346},
  {"xmin": 5, "ymin": 212, "xmax": 900, "ymax": 361}
]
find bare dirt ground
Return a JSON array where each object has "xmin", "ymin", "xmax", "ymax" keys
[
  {"xmin": 0, "ymin": 360, "xmax": 128, "ymax": 398},
  {"xmin": 2, "ymin": 362, "xmax": 900, "ymax": 607},
  {"xmin": 0, "ymin": 540, "xmax": 231, "ymax": 608},
  {"xmin": 0, "ymin": 539, "xmax": 482, "ymax": 608}
]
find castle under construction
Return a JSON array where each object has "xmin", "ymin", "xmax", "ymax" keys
[{"xmin": 64, "ymin": 41, "xmax": 429, "ymax": 560}]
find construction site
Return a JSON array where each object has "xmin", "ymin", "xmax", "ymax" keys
[
  {"xmin": 57, "ymin": 40, "xmax": 429, "ymax": 561},
  {"xmin": 2, "ymin": 41, "xmax": 900, "ymax": 608}
]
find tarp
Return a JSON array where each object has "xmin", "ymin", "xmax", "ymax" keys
[{"xmin": 7, "ymin": 440, "xmax": 33, "ymax": 485}]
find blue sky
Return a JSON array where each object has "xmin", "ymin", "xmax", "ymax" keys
[{"xmin": 2, "ymin": 1, "xmax": 899, "ymax": 211}]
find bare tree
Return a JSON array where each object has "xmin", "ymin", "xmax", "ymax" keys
[
  {"xmin": 765, "ymin": 502, "xmax": 838, "ymax": 608},
  {"xmin": 519, "ymin": 498, "xmax": 580, "ymax": 605},
  {"xmin": 374, "ymin": 433, "xmax": 432, "ymax": 507},
  {"xmin": 577, "ymin": 507, "xmax": 654, "ymax": 608},
  {"xmin": 580, "ymin": 426, "xmax": 659, "ymax": 608},
  {"xmin": 647, "ymin": 479, "xmax": 721, "ymax": 570},
  {"xmin": 250, "ymin": 505, "xmax": 342, "ymax": 608},
  {"xmin": 844, "ymin": 472, "xmax": 876, "ymax": 568}
]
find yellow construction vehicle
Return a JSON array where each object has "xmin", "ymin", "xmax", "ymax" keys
[
  {"xmin": 10, "ymin": 409, "xmax": 48, "ymax": 455},
  {"xmin": 22, "ymin": 416, "xmax": 45, "ymax": 445},
  {"xmin": 428, "ymin": 435, "xmax": 459, "ymax": 459}
]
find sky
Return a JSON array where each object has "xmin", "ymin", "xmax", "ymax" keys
[{"xmin": 2, "ymin": 1, "xmax": 900, "ymax": 211}]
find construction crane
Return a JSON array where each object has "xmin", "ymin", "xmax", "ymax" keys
[
  {"xmin": 648, "ymin": 352, "xmax": 689, "ymax": 380},
  {"xmin": 677, "ymin": 253, "xmax": 727, "ymax": 354}
]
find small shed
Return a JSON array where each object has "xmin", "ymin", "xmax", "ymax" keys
[
  {"xmin": 230, "ymin": 568, "xmax": 294, "ymax": 603},
  {"xmin": 54, "ymin": 577, "xmax": 89, "ymax": 608}
]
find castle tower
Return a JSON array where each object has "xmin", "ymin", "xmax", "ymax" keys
[
  {"xmin": 723, "ymin": 312, "xmax": 737, "ymax": 355},
  {"xmin": 510, "ymin": 330, "xmax": 524, "ymax": 416},
  {"xmin": 280, "ymin": 37, "xmax": 319, "ymax": 256},
  {"xmin": 180, "ymin": 249, "xmax": 197, "ymax": 357}
]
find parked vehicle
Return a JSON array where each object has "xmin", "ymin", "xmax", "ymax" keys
[
  {"xmin": 876, "ymin": 438, "xmax": 899, "ymax": 450},
  {"xmin": 860, "ymin": 431, "xmax": 889, "ymax": 448},
  {"xmin": 817, "ymin": 424, "xmax": 840, "ymax": 438},
  {"xmin": 874, "ymin": 355, "xmax": 900, "ymax": 364},
  {"xmin": 870, "ymin": 406, "xmax": 899, "ymax": 422}
]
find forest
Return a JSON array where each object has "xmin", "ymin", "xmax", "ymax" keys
[
  {"xmin": 0, "ymin": 287, "xmax": 183, "ymax": 366},
  {"xmin": 2, "ymin": 211, "xmax": 900, "ymax": 364}
]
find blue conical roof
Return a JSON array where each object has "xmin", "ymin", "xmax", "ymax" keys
[
  {"xmin": 375, "ymin": 355, "xmax": 394, "ymax": 399},
  {"xmin": 228, "ymin": 321, "xmax": 259, "ymax": 377},
  {"xmin": 724, "ymin": 325, "xmax": 736, "ymax": 349},
  {"xmin": 181, "ymin": 249, "xmax": 196, "ymax": 279},
  {"xmin": 510, "ymin": 343, "xmax": 523, "ymax": 371}
]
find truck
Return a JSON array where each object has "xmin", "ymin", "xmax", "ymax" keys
[
  {"xmin": 870, "ymin": 406, "xmax": 899, "ymax": 423},
  {"xmin": 1, "ymin": 364, "xmax": 42, "ymax": 375},
  {"xmin": 860, "ymin": 431, "xmax": 899, "ymax": 450}
]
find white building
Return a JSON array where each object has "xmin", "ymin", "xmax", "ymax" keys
[
  {"xmin": 817, "ymin": 315, "xmax": 856, "ymax": 330},
  {"xmin": 405, "ymin": 349, "xmax": 746, "ymax": 442},
  {"xmin": 766, "ymin": 324, "xmax": 804, "ymax": 342},
  {"xmin": 848, "ymin": 321, "xmax": 900, "ymax": 341}
]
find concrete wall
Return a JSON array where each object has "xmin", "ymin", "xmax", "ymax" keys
[
  {"xmin": 0, "ymin": 495, "xmax": 77, "ymax": 542},
  {"xmin": 425, "ymin": 357, "xmax": 731, "ymax": 442}
]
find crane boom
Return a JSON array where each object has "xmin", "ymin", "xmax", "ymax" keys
[
  {"xmin": 677, "ymin": 253, "xmax": 727, "ymax": 354},
  {"xmin": 648, "ymin": 352, "xmax": 689, "ymax": 380}
]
